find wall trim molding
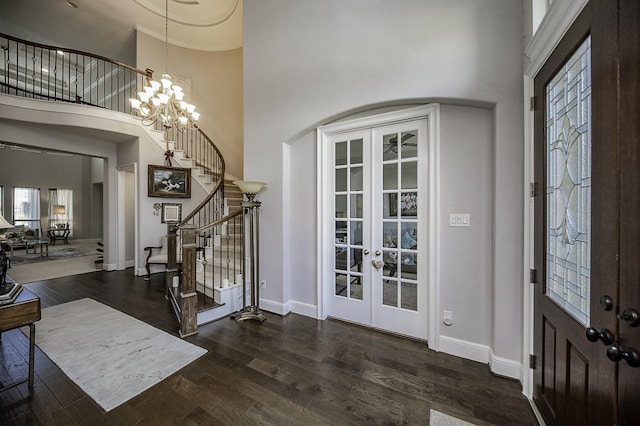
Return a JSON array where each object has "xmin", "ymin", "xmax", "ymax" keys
[{"xmin": 440, "ymin": 335, "xmax": 520, "ymax": 380}]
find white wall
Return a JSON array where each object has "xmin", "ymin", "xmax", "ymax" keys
[
  {"xmin": 244, "ymin": 0, "xmax": 524, "ymax": 366},
  {"xmin": 439, "ymin": 105, "xmax": 494, "ymax": 346}
]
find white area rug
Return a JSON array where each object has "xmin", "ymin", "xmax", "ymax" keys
[
  {"xmin": 430, "ymin": 409, "xmax": 477, "ymax": 426},
  {"xmin": 30, "ymin": 298, "xmax": 207, "ymax": 411}
]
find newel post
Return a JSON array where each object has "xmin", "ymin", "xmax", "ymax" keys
[
  {"xmin": 165, "ymin": 224, "xmax": 179, "ymax": 295},
  {"xmin": 179, "ymin": 224, "xmax": 198, "ymax": 337}
]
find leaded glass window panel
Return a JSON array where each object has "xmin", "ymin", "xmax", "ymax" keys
[{"xmin": 545, "ymin": 36, "xmax": 592, "ymax": 326}]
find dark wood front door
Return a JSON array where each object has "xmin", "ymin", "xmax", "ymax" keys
[{"xmin": 533, "ymin": 1, "xmax": 640, "ymax": 425}]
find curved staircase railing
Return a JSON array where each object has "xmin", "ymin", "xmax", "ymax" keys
[{"xmin": 1, "ymin": 32, "xmax": 235, "ymax": 336}]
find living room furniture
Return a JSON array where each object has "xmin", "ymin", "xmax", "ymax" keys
[
  {"xmin": 0, "ymin": 287, "xmax": 41, "ymax": 392},
  {"xmin": 48, "ymin": 224, "xmax": 70, "ymax": 245},
  {"xmin": 144, "ymin": 235, "xmax": 182, "ymax": 280},
  {"xmin": 5, "ymin": 239, "xmax": 49, "ymax": 260}
]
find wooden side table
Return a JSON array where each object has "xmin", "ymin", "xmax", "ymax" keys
[{"xmin": 0, "ymin": 288, "xmax": 41, "ymax": 391}]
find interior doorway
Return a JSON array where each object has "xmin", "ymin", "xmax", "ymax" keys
[
  {"xmin": 116, "ymin": 164, "xmax": 138, "ymax": 272},
  {"xmin": 318, "ymin": 105, "xmax": 439, "ymax": 342}
]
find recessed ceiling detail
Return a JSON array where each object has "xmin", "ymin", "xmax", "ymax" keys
[{"xmin": 133, "ymin": 0, "xmax": 238, "ymax": 27}]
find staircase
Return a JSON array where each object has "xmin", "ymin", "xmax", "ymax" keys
[{"xmin": 1, "ymin": 32, "xmax": 244, "ymax": 336}]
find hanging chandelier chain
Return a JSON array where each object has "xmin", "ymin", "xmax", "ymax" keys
[{"xmin": 165, "ymin": 0, "xmax": 169, "ymax": 75}]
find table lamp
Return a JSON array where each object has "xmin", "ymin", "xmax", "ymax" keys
[
  {"xmin": 52, "ymin": 205, "xmax": 65, "ymax": 227},
  {"xmin": 0, "ymin": 212, "xmax": 13, "ymax": 231}
]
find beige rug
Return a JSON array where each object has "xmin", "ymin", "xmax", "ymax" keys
[
  {"xmin": 7, "ymin": 239, "xmax": 101, "ymax": 283},
  {"xmin": 26, "ymin": 298, "xmax": 207, "ymax": 411}
]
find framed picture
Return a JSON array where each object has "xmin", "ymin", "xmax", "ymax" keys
[
  {"xmin": 161, "ymin": 203, "xmax": 182, "ymax": 223},
  {"xmin": 148, "ymin": 165, "xmax": 191, "ymax": 198}
]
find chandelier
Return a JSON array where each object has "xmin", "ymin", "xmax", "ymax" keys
[{"xmin": 129, "ymin": 0, "xmax": 199, "ymax": 131}]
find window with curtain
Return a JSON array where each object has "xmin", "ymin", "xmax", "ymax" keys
[
  {"xmin": 13, "ymin": 187, "xmax": 41, "ymax": 230},
  {"xmin": 49, "ymin": 188, "xmax": 73, "ymax": 236}
]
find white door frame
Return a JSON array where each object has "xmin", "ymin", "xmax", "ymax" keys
[
  {"xmin": 317, "ymin": 104, "xmax": 441, "ymax": 348},
  {"xmin": 116, "ymin": 163, "xmax": 138, "ymax": 273}
]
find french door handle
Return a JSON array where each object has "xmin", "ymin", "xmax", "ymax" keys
[
  {"xmin": 375, "ymin": 250, "xmax": 381, "ymax": 256},
  {"xmin": 363, "ymin": 249, "xmax": 370, "ymax": 255}
]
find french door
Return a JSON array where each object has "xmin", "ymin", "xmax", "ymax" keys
[
  {"xmin": 532, "ymin": 1, "xmax": 640, "ymax": 424},
  {"xmin": 319, "ymin": 106, "xmax": 434, "ymax": 341}
]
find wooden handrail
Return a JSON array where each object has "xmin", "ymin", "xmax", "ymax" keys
[{"xmin": 0, "ymin": 32, "xmax": 152, "ymax": 78}]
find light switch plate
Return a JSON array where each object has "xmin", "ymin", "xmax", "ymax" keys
[{"xmin": 449, "ymin": 213, "xmax": 470, "ymax": 227}]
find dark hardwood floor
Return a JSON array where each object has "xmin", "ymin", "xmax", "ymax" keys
[{"xmin": 0, "ymin": 270, "xmax": 538, "ymax": 425}]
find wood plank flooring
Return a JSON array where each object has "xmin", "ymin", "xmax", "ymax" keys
[{"xmin": 0, "ymin": 270, "xmax": 538, "ymax": 425}]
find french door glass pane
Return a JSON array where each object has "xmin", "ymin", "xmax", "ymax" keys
[
  {"xmin": 382, "ymin": 133, "xmax": 398, "ymax": 161},
  {"xmin": 401, "ymin": 282, "xmax": 417, "ymax": 310},
  {"xmin": 545, "ymin": 36, "xmax": 592, "ymax": 326},
  {"xmin": 335, "ymin": 195, "xmax": 347, "ymax": 218},
  {"xmin": 401, "ymin": 162, "xmax": 417, "ymax": 189},
  {"xmin": 335, "ymin": 168, "xmax": 347, "ymax": 192},
  {"xmin": 400, "ymin": 131, "xmax": 418, "ymax": 159},
  {"xmin": 335, "ymin": 141, "xmax": 347, "ymax": 166},
  {"xmin": 383, "ymin": 279, "xmax": 397, "ymax": 306},
  {"xmin": 383, "ymin": 163, "xmax": 398, "ymax": 190},
  {"xmin": 350, "ymin": 194, "xmax": 363, "ymax": 218},
  {"xmin": 350, "ymin": 166, "xmax": 363, "ymax": 191},
  {"xmin": 350, "ymin": 139, "xmax": 363, "ymax": 163}
]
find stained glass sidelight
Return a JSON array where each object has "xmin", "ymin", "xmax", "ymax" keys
[{"xmin": 545, "ymin": 36, "xmax": 592, "ymax": 326}]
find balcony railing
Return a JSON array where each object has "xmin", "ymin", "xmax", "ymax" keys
[{"xmin": 1, "ymin": 32, "xmax": 149, "ymax": 112}]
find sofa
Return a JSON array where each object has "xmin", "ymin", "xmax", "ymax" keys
[{"xmin": 0, "ymin": 226, "xmax": 41, "ymax": 247}]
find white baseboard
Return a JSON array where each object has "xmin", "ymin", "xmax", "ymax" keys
[
  {"xmin": 104, "ymin": 262, "xmax": 117, "ymax": 271},
  {"xmin": 439, "ymin": 335, "xmax": 490, "ymax": 364},
  {"xmin": 490, "ymin": 349, "xmax": 522, "ymax": 380},
  {"xmin": 290, "ymin": 301, "xmax": 317, "ymax": 318},
  {"xmin": 439, "ymin": 335, "xmax": 521, "ymax": 380},
  {"xmin": 125, "ymin": 260, "xmax": 135, "ymax": 268},
  {"xmin": 259, "ymin": 298, "xmax": 290, "ymax": 316}
]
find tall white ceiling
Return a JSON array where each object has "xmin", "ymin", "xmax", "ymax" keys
[{"xmin": 1, "ymin": 0, "xmax": 242, "ymax": 52}]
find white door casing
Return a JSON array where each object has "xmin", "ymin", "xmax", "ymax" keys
[{"xmin": 317, "ymin": 104, "xmax": 440, "ymax": 346}]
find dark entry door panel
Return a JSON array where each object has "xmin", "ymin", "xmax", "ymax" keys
[{"xmin": 532, "ymin": 1, "xmax": 638, "ymax": 424}]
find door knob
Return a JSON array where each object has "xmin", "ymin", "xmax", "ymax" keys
[
  {"xmin": 363, "ymin": 249, "xmax": 370, "ymax": 255},
  {"xmin": 599, "ymin": 295, "xmax": 614, "ymax": 311},
  {"xmin": 606, "ymin": 343, "xmax": 640, "ymax": 368},
  {"xmin": 618, "ymin": 308, "xmax": 640, "ymax": 327},
  {"xmin": 585, "ymin": 327, "xmax": 614, "ymax": 345},
  {"xmin": 371, "ymin": 259, "xmax": 384, "ymax": 271},
  {"xmin": 375, "ymin": 250, "xmax": 381, "ymax": 256}
]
